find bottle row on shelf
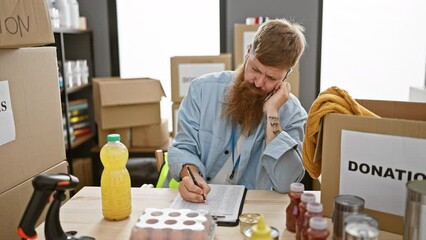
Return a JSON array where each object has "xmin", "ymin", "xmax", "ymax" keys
[{"xmin": 58, "ymin": 59, "xmax": 90, "ymax": 89}]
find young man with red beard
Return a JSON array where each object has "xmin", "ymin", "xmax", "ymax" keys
[{"xmin": 165, "ymin": 18, "xmax": 307, "ymax": 203}]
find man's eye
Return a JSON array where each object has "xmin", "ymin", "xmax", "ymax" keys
[{"xmin": 253, "ymin": 67, "xmax": 260, "ymax": 73}]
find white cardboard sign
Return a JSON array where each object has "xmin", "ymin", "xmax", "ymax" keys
[
  {"xmin": 0, "ymin": 80, "xmax": 16, "ymax": 146},
  {"xmin": 340, "ymin": 130, "xmax": 426, "ymax": 216},
  {"xmin": 242, "ymin": 31, "xmax": 256, "ymax": 59},
  {"xmin": 178, "ymin": 63, "xmax": 225, "ymax": 97}
]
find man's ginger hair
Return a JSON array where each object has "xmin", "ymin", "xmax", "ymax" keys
[{"xmin": 252, "ymin": 18, "xmax": 306, "ymax": 69}]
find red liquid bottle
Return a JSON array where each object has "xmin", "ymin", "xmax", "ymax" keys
[
  {"xmin": 296, "ymin": 193, "xmax": 316, "ymax": 240},
  {"xmin": 302, "ymin": 202, "xmax": 324, "ymax": 240},
  {"xmin": 307, "ymin": 216, "xmax": 329, "ymax": 240},
  {"xmin": 285, "ymin": 182, "xmax": 304, "ymax": 232}
]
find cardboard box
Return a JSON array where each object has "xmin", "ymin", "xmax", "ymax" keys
[
  {"xmin": 172, "ymin": 102, "xmax": 180, "ymax": 137},
  {"xmin": 233, "ymin": 24, "xmax": 300, "ymax": 97},
  {"xmin": 0, "ymin": 0, "xmax": 54, "ymax": 48},
  {"xmin": 320, "ymin": 99, "xmax": 426, "ymax": 235},
  {"xmin": 286, "ymin": 62, "xmax": 300, "ymax": 98},
  {"xmin": 72, "ymin": 158, "xmax": 93, "ymax": 193},
  {"xmin": 97, "ymin": 126, "xmax": 131, "ymax": 148},
  {"xmin": 0, "ymin": 161, "xmax": 68, "ymax": 240},
  {"xmin": 0, "ymin": 47, "xmax": 65, "ymax": 194},
  {"xmin": 234, "ymin": 24, "xmax": 259, "ymax": 68},
  {"xmin": 93, "ymin": 77, "xmax": 165, "ymax": 129},
  {"xmin": 171, "ymin": 54, "xmax": 232, "ymax": 103},
  {"xmin": 132, "ymin": 119, "xmax": 169, "ymax": 148}
]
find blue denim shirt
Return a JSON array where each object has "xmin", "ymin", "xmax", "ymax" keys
[{"xmin": 165, "ymin": 71, "xmax": 306, "ymax": 192}]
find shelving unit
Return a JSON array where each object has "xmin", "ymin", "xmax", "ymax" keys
[{"xmin": 52, "ymin": 28, "xmax": 96, "ymax": 173}]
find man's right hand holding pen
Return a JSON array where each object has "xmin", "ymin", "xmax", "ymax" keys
[{"xmin": 179, "ymin": 164, "xmax": 211, "ymax": 203}]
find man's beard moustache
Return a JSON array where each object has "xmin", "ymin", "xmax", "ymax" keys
[{"xmin": 223, "ymin": 71, "xmax": 268, "ymax": 136}]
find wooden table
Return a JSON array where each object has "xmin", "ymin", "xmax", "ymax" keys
[{"xmin": 36, "ymin": 187, "xmax": 402, "ymax": 239}]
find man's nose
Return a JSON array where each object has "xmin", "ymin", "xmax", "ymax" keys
[{"xmin": 254, "ymin": 74, "xmax": 266, "ymax": 88}]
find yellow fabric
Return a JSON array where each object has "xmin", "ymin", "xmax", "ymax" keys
[
  {"xmin": 156, "ymin": 152, "xmax": 179, "ymax": 188},
  {"xmin": 302, "ymin": 86, "xmax": 379, "ymax": 179}
]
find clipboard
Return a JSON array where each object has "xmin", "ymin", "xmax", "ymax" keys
[
  {"xmin": 216, "ymin": 187, "xmax": 247, "ymax": 226},
  {"xmin": 170, "ymin": 184, "xmax": 248, "ymax": 227}
]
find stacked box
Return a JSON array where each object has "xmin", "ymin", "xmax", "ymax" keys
[
  {"xmin": 170, "ymin": 54, "xmax": 232, "ymax": 103},
  {"xmin": 72, "ymin": 158, "xmax": 93, "ymax": 193},
  {"xmin": 93, "ymin": 77, "xmax": 169, "ymax": 148},
  {"xmin": 0, "ymin": 0, "xmax": 54, "ymax": 48},
  {"xmin": 0, "ymin": 3, "xmax": 64, "ymax": 238},
  {"xmin": 0, "ymin": 47, "xmax": 66, "ymax": 194},
  {"xmin": 0, "ymin": 161, "xmax": 69, "ymax": 240},
  {"xmin": 132, "ymin": 119, "xmax": 169, "ymax": 148},
  {"xmin": 0, "ymin": 47, "xmax": 66, "ymax": 239},
  {"xmin": 233, "ymin": 24, "xmax": 259, "ymax": 69},
  {"xmin": 170, "ymin": 54, "xmax": 231, "ymax": 136}
]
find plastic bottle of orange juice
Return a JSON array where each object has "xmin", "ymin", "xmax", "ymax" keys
[{"xmin": 100, "ymin": 134, "xmax": 131, "ymax": 220}]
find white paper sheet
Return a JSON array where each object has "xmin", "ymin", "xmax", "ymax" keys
[
  {"xmin": 170, "ymin": 184, "xmax": 245, "ymax": 223},
  {"xmin": 0, "ymin": 80, "xmax": 16, "ymax": 146},
  {"xmin": 340, "ymin": 130, "xmax": 426, "ymax": 216},
  {"xmin": 178, "ymin": 63, "xmax": 225, "ymax": 98}
]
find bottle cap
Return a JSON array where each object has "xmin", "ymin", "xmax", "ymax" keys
[
  {"xmin": 307, "ymin": 202, "xmax": 323, "ymax": 213},
  {"xmin": 249, "ymin": 216, "xmax": 272, "ymax": 240},
  {"xmin": 107, "ymin": 134, "xmax": 120, "ymax": 142},
  {"xmin": 309, "ymin": 216, "xmax": 328, "ymax": 230},
  {"xmin": 301, "ymin": 193, "xmax": 316, "ymax": 203},
  {"xmin": 290, "ymin": 182, "xmax": 304, "ymax": 192}
]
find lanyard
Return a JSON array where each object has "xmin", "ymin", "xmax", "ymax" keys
[{"xmin": 230, "ymin": 127, "xmax": 241, "ymax": 180}]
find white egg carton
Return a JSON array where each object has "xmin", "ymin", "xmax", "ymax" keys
[{"xmin": 130, "ymin": 208, "xmax": 216, "ymax": 240}]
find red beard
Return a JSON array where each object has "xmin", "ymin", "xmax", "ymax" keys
[{"xmin": 223, "ymin": 67, "xmax": 268, "ymax": 136}]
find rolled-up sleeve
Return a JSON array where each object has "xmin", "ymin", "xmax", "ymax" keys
[{"xmin": 259, "ymin": 96, "xmax": 307, "ymax": 192}]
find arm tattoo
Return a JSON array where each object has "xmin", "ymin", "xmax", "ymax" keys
[{"xmin": 268, "ymin": 116, "xmax": 281, "ymax": 136}]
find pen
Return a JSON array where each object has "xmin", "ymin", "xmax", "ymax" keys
[{"xmin": 186, "ymin": 165, "xmax": 207, "ymax": 203}]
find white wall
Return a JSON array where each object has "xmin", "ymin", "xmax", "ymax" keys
[
  {"xmin": 116, "ymin": 0, "xmax": 220, "ymax": 130},
  {"xmin": 321, "ymin": 0, "xmax": 426, "ymax": 101}
]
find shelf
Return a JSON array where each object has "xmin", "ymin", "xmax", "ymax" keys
[
  {"xmin": 64, "ymin": 83, "xmax": 92, "ymax": 94},
  {"xmin": 54, "ymin": 28, "xmax": 92, "ymax": 34},
  {"xmin": 70, "ymin": 133, "xmax": 95, "ymax": 150}
]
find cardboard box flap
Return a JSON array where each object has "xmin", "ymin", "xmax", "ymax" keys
[
  {"xmin": 357, "ymin": 99, "xmax": 426, "ymax": 121},
  {"xmin": 171, "ymin": 54, "xmax": 232, "ymax": 63},
  {"xmin": 95, "ymin": 77, "xmax": 165, "ymax": 106}
]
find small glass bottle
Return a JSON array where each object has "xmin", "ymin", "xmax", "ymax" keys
[
  {"xmin": 285, "ymin": 182, "xmax": 304, "ymax": 232},
  {"xmin": 301, "ymin": 202, "xmax": 323, "ymax": 240},
  {"xmin": 307, "ymin": 216, "xmax": 329, "ymax": 240},
  {"xmin": 296, "ymin": 193, "xmax": 316, "ymax": 240}
]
